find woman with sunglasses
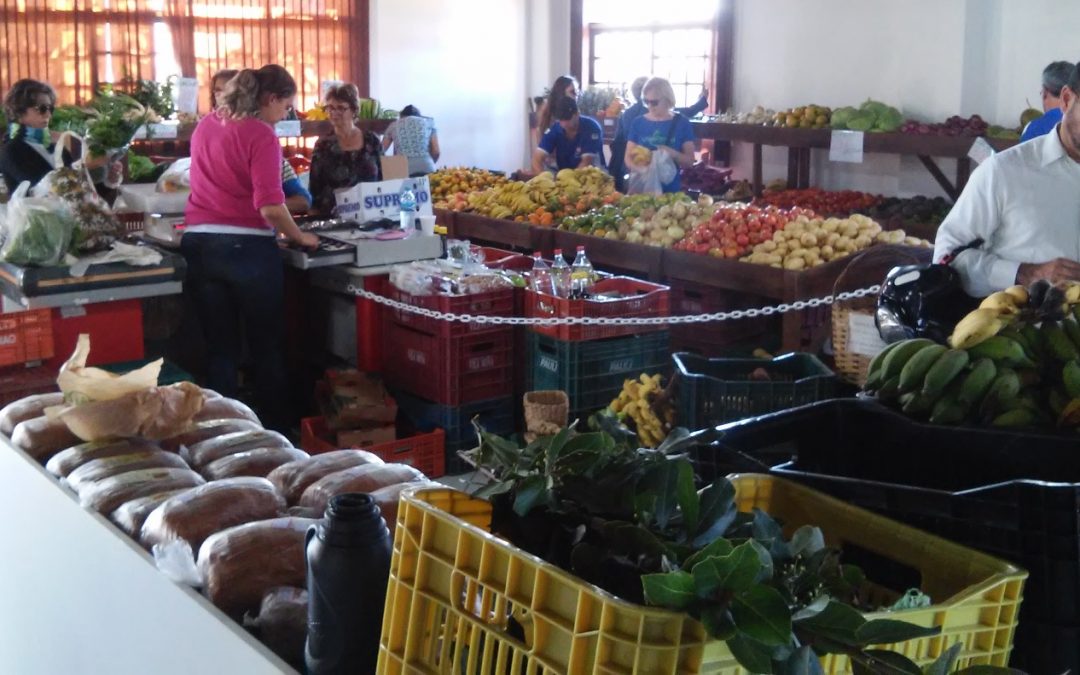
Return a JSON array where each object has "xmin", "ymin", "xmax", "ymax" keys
[
  {"xmin": 624, "ymin": 77, "xmax": 697, "ymax": 193},
  {"xmin": 183, "ymin": 64, "xmax": 318, "ymax": 433},
  {"xmin": 308, "ymin": 83, "xmax": 382, "ymax": 216}
]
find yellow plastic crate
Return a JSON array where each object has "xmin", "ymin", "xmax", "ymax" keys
[{"xmin": 377, "ymin": 474, "xmax": 1026, "ymax": 675}]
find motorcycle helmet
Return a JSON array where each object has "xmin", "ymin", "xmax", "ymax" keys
[{"xmin": 876, "ymin": 263, "xmax": 978, "ymax": 344}]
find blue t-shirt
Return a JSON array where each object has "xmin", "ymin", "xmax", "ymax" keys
[
  {"xmin": 1021, "ymin": 108, "xmax": 1062, "ymax": 143},
  {"xmin": 539, "ymin": 116, "xmax": 604, "ymax": 170},
  {"xmin": 628, "ymin": 114, "xmax": 696, "ymax": 192}
]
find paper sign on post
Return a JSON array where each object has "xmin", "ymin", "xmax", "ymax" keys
[
  {"xmin": 847, "ymin": 311, "xmax": 889, "ymax": 357},
  {"xmin": 829, "ymin": 130, "xmax": 865, "ymax": 163},
  {"xmin": 968, "ymin": 137, "xmax": 995, "ymax": 164},
  {"xmin": 274, "ymin": 120, "xmax": 302, "ymax": 137},
  {"xmin": 175, "ymin": 77, "xmax": 199, "ymax": 115}
]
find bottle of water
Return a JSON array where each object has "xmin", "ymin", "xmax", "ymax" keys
[
  {"xmin": 571, "ymin": 245, "xmax": 596, "ymax": 298},
  {"xmin": 550, "ymin": 248, "xmax": 572, "ymax": 298},
  {"xmin": 398, "ymin": 185, "xmax": 418, "ymax": 229},
  {"xmin": 529, "ymin": 251, "xmax": 554, "ymax": 296}
]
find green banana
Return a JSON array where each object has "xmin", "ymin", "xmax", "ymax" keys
[
  {"xmin": 864, "ymin": 341, "xmax": 904, "ymax": 391},
  {"xmin": 1064, "ymin": 360, "xmax": 1080, "ymax": 399},
  {"xmin": 997, "ymin": 325, "xmax": 1034, "ymax": 356},
  {"xmin": 876, "ymin": 374, "xmax": 902, "ymax": 401},
  {"xmin": 1019, "ymin": 323, "xmax": 1044, "ymax": 358},
  {"xmin": 1072, "ymin": 303, "xmax": 1080, "ymax": 325},
  {"xmin": 992, "ymin": 408, "xmax": 1037, "ymax": 428},
  {"xmin": 1042, "ymin": 321, "xmax": 1080, "ymax": 361},
  {"xmin": 898, "ymin": 344, "xmax": 948, "ymax": 393},
  {"xmin": 957, "ymin": 358, "xmax": 997, "ymax": 407},
  {"xmin": 921, "ymin": 349, "xmax": 971, "ymax": 400},
  {"xmin": 900, "ymin": 391, "xmax": 934, "ymax": 417},
  {"xmin": 1064, "ymin": 318, "xmax": 1080, "ymax": 351},
  {"xmin": 965, "ymin": 335, "xmax": 1036, "ymax": 369},
  {"xmin": 879, "ymin": 338, "xmax": 936, "ymax": 382},
  {"xmin": 978, "ymin": 368, "xmax": 1021, "ymax": 420},
  {"xmin": 1050, "ymin": 387, "xmax": 1070, "ymax": 417},
  {"xmin": 929, "ymin": 392, "xmax": 968, "ymax": 425}
]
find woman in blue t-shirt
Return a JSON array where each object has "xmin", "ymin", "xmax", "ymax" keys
[{"xmin": 624, "ymin": 77, "xmax": 697, "ymax": 193}]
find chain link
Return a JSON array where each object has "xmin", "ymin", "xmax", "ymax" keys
[{"xmin": 347, "ymin": 283, "xmax": 882, "ymax": 326}]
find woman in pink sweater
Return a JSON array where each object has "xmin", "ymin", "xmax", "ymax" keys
[{"xmin": 183, "ymin": 64, "xmax": 317, "ymax": 433}]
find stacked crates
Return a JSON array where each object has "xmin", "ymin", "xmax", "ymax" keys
[{"xmin": 525, "ymin": 276, "xmax": 671, "ymax": 422}]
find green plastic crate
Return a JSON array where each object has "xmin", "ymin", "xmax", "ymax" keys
[
  {"xmin": 100, "ymin": 358, "xmax": 194, "ymax": 386},
  {"xmin": 674, "ymin": 351, "xmax": 837, "ymax": 430},
  {"xmin": 528, "ymin": 330, "xmax": 671, "ymax": 416}
]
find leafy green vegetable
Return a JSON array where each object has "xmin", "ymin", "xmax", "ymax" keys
[
  {"xmin": 127, "ymin": 151, "xmax": 159, "ymax": 182},
  {"xmin": 1, "ymin": 206, "xmax": 75, "ymax": 266},
  {"xmin": 84, "ymin": 90, "xmax": 155, "ymax": 156}
]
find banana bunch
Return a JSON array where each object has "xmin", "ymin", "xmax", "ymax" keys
[
  {"xmin": 609, "ymin": 373, "xmax": 675, "ymax": 448},
  {"xmin": 463, "ymin": 168, "xmax": 616, "ymax": 219},
  {"xmin": 868, "ymin": 279, "xmax": 1080, "ymax": 429}
]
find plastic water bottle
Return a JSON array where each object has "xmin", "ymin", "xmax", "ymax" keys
[
  {"xmin": 571, "ymin": 245, "xmax": 596, "ymax": 298},
  {"xmin": 530, "ymin": 251, "xmax": 555, "ymax": 296},
  {"xmin": 550, "ymin": 248, "xmax": 572, "ymax": 298},
  {"xmin": 399, "ymin": 185, "xmax": 418, "ymax": 229}
]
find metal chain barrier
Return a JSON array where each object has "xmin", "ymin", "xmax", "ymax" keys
[{"xmin": 347, "ymin": 283, "xmax": 882, "ymax": 326}]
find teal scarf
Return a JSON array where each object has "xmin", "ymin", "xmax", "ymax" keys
[{"xmin": 8, "ymin": 123, "xmax": 49, "ymax": 145}]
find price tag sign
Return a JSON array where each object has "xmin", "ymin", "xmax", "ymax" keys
[
  {"xmin": 176, "ymin": 77, "xmax": 199, "ymax": 115},
  {"xmin": 847, "ymin": 311, "xmax": 889, "ymax": 357},
  {"xmin": 275, "ymin": 120, "xmax": 302, "ymax": 137},
  {"xmin": 132, "ymin": 123, "xmax": 180, "ymax": 140},
  {"xmin": 968, "ymin": 136, "xmax": 995, "ymax": 164},
  {"xmin": 829, "ymin": 130, "xmax": 865, "ymax": 163}
]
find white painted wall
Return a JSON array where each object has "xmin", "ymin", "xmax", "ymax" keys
[{"xmin": 370, "ymin": 0, "xmax": 530, "ymax": 172}]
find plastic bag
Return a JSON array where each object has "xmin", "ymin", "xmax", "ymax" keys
[
  {"xmin": 156, "ymin": 158, "xmax": 192, "ymax": 193},
  {"xmin": 243, "ymin": 587, "xmax": 308, "ymax": 668},
  {"xmin": 627, "ymin": 150, "xmax": 677, "ymax": 196},
  {"xmin": 0, "ymin": 181, "xmax": 76, "ymax": 266},
  {"xmin": 56, "ymin": 334, "xmax": 162, "ymax": 404}
]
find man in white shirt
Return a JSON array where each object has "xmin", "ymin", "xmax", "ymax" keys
[{"xmin": 935, "ymin": 61, "xmax": 1080, "ymax": 298}]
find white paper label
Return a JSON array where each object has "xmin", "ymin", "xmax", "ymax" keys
[
  {"xmin": 846, "ymin": 311, "xmax": 889, "ymax": 357},
  {"xmin": 967, "ymin": 136, "xmax": 995, "ymax": 164},
  {"xmin": 131, "ymin": 123, "xmax": 178, "ymax": 140},
  {"xmin": 60, "ymin": 305, "xmax": 87, "ymax": 319},
  {"xmin": 829, "ymin": 130, "xmax": 865, "ymax": 163},
  {"xmin": 176, "ymin": 77, "xmax": 199, "ymax": 115},
  {"xmin": 275, "ymin": 120, "xmax": 302, "ymax": 137}
]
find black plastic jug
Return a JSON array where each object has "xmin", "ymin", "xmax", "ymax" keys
[{"xmin": 305, "ymin": 492, "xmax": 393, "ymax": 675}]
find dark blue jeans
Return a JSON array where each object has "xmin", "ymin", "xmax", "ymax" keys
[{"xmin": 181, "ymin": 232, "xmax": 289, "ymax": 431}]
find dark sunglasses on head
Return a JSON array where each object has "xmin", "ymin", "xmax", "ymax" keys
[
  {"xmin": 32, "ymin": 104, "xmax": 54, "ymax": 115},
  {"xmin": 643, "ymin": 98, "xmax": 662, "ymax": 106}
]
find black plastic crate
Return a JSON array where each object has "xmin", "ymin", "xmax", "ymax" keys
[
  {"xmin": 699, "ymin": 398, "xmax": 1080, "ymax": 640},
  {"xmin": 1010, "ymin": 618, "xmax": 1080, "ymax": 674},
  {"xmin": 528, "ymin": 331, "xmax": 671, "ymax": 416},
  {"xmin": 674, "ymin": 351, "xmax": 838, "ymax": 430},
  {"xmin": 392, "ymin": 390, "xmax": 515, "ymax": 474}
]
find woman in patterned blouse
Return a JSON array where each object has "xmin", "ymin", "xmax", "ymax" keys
[
  {"xmin": 382, "ymin": 104, "xmax": 440, "ymax": 177},
  {"xmin": 308, "ymin": 83, "xmax": 382, "ymax": 215}
]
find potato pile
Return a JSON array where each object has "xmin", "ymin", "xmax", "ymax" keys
[{"xmin": 741, "ymin": 214, "xmax": 930, "ymax": 270}]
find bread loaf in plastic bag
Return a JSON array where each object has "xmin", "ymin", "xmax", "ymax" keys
[
  {"xmin": 0, "ymin": 392, "xmax": 63, "ymax": 436},
  {"xmin": 58, "ymin": 381, "xmax": 204, "ymax": 442},
  {"xmin": 46, "ymin": 438, "xmax": 165, "ymax": 477},
  {"xmin": 11, "ymin": 415, "xmax": 82, "ymax": 462},
  {"xmin": 110, "ymin": 488, "xmax": 193, "ymax": 538},
  {"xmin": 267, "ymin": 449, "xmax": 385, "ymax": 505},
  {"xmin": 184, "ymin": 429, "xmax": 292, "ymax": 469},
  {"xmin": 200, "ymin": 446, "xmax": 309, "ymax": 481},
  {"xmin": 139, "ymin": 477, "xmax": 286, "ymax": 552},
  {"xmin": 299, "ymin": 463, "xmax": 426, "ymax": 513},
  {"xmin": 65, "ymin": 450, "xmax": 190, "ymax": 493},
  {"xmin": 79, "ymin": 467, "xmax": 206, "ymax": 513},
  {"xmin": 243, "ymin": 587, "xmax": 308, "ymax": 669},
  {"xmin": 193, "ymin": 397, "xmax": 260, "ymax": 425},
  {"xmin": 197, "ymin": 517, "xmax": 316, "ymax": 617},
  {"xmin": 160, "ymin": 418, "xmax": 262, "ymax": 453}
]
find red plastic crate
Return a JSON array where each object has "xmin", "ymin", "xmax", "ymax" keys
[
  {"xmin": 0, "ymin": 309, "xmax": 54, "ymax": 366},
  {"xmin": 300, "ymin": 416, "xmax": 447, "ymax": 478},
  {"xmin": 382, "ymin": 320, "xmax": 515, "ymax": 405},
  {"xmin": 0, "ymin": 364, "xmax": 58, "ymax": 407},
  {"xmin": 385, "ymin": 285, "xmax": 515, "ymax": 338},
  {"xmin": 668, "ymin": 279, "xmax": 777, "ymax": 353},
  {"xmin": 48, "ymin": 299, "xmax": 143, "ymax": 368},
  {"xmin": 525, "ymin": 276, "xmax": 669, "ymax": 341},
  {"xmin": 357, "ymin": 274, "xmax": 389, "ymax": 372},
  {"xmin": 477, "ymin": 247, "xmax": 532, "ymax": 272}
]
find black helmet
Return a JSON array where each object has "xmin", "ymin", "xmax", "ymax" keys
[{"xmin": 876, "ymin": 263, "xmax": 978, "ymax": 344}]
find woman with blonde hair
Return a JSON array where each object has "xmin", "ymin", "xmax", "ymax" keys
[
  {"xmin": 183, "ymin": 64, "xmax": 317, "ymax": 432},
  {"xmin": 624, "ymin": 76, "xmax": 697, "ymax": 193},
  {"xmin": 308, "ymin": 83, "xmax": 382, "ymax": 215}
]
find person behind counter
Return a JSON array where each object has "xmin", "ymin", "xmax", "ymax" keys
[
  {"xmin": 531, "ymin": 96, "xmax": 604, "ymax": 174},
  {"xmin": 382, "ymin": 105, "xmax": 439, "ymax": 177},
  {"xmin": 934, "ymin": 60, "xmax": 1080, "ymax": 296},
  {"xmin": 308, "ymin": 83, "xmax": 382, "ymax": 216},
  {"xmin": 183, "ymin": 64, "xmax": 318, "ymax": 433},
  {"xmin": 535, "ymin": 75, "xmax": 579, "ymax": 138},
  {"xmin": 624, "ymin": 77, "xmax": 697, "ymax": 194},
  {"xmin": 1021, "ymin": 61, "xmax": 1075, "ymax": 143},
  {"xmin": 212, "ymin": 69, "xmax": 311, "ymax": 214},
  {"xmin": 0, "ymin": 79, "xmax": 120, "ymax": 199}
]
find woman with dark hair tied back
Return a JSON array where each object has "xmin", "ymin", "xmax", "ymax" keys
[
  {"xmin": 536, "ymin": 75, "xmax": 579, "ymax": 134},
  {"xmin": 308, "ymin": 83, "xmax": 382, "ymax": 215},
  {"xmin": 382, "ymin": 103, "xmax": 440, "ymax": 177},
  {"xmin": 183, "ymin": 64, "xmax": 318, "ymax": 433}
]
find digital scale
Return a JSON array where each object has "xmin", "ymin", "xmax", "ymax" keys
[{"xmin": 280, "ymin": 217, "xmax": 444, "ymax": 270}]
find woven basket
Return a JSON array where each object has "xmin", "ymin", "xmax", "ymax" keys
[
  {"xmin": 831, "ymin": 245, "xmax": 929, "ymax": 385},
  {"xmin": 523, "ymin": 390, "xmax": 568, "ymax": 442}
]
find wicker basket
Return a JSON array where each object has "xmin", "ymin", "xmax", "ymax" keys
[
  {"xmin": 831, "ymin": 246, "xmax": 929, "ymax": 385},
  {"xmin": 522, "ymin": 390, "xmax": 568, "ymax": 442}
]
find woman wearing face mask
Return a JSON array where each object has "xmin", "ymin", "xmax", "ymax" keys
[
  {"xmin": 308, "ymin": 83, "xmax": 382, "ymax": 216},
  {"xmin": 183, "ymin": 64, "xmax": 318, "ymax": 432}
]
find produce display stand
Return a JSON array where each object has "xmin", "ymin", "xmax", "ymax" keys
[
  {"xmin": 447, "ymin": 212, "xmax": 549, "ymax": 252},
  {"xmin": 552, "ymin": 228, "xmax": 665, "ymax": 280},
  {"xmin": 0, "ymin": 437, "xmax": 296, "ymax": 675},
  {"xmin": 132, "ymin": 118, "xmax": 392, "ymax": 144},
  {"xmin": 691, "ymin": 121, "xmax": 1017, "ymax": 199}
]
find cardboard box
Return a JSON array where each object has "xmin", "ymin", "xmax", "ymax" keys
[
  {"xmin": 320, "ymin": 370, "xmax": 398, "ymax": 430},
  {"xmin": 336, "ymin": 424, "xmax": 396, "ymax": 448}
]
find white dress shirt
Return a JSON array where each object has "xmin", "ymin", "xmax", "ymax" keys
[{"xmin": 934, "ymin": 126, "xmax": 1080, "ymax": 297}]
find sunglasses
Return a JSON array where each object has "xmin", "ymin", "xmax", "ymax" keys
[
  {"xmin": 643, "ymin": 98, "xmax": 662, "ymax": 107},
  {"xmin": 31, "ymin": 103, "xmax": 54, "ymax": 115}
]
